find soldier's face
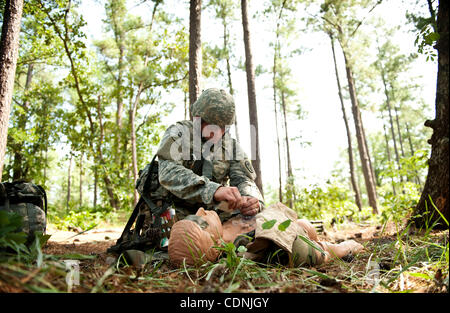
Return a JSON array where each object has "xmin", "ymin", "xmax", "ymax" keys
[{"xmin": 201, "ymin": 121, "xmax": 225, "ymax": 144}]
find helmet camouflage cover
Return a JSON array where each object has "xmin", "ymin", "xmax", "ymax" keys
[{"xmin": 191, "ymin": 88, "xmax": 235, "ymax": 127}]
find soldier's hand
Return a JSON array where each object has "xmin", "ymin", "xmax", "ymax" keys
[
  {"xmin": 213, "ymin": 187, "xmax": 243, "ymax": 211},
  {"xmin": 240, "ymin": 196, "xmax": 260, "ymax": 216}
]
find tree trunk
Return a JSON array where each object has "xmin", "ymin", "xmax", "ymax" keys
[
  {"xmin": 281, "ymin": 90, "xmax": 294, "ymax": 208},
  {"xmin": 130, "ymin": 84, "xmax": 143, "ymax": 207},
  {"xmin": 281, "ymin": 92, "xmax": 292, "ymax": 179},
  {"xmin": 330, "ymin": 34, "xmax": 363, "ymax": 210},
  {"xmin": 405, "ymin": 121, "xmax": 422, "ymax": 185},
  {"xmin": 116, "ymin": 45, "xmax": 124, "ymax": 130},
  {"xmin": 413, "ymin": 0, "xmax": 449, "ymax": 229},
  {"xmin": 394, "ymin": 105, "xmax": 405, "ymax": 158},
  {"xmin": 222, "ymin": 16, "xmax": 240, "ymax": 142},
  {"xmin": 42, "ymin": 88, "xmax": 49, "ymax": 187},
  {"xmin": 130, "ymin": 106, "xmax": 139, "ymax": 207},
  {"xmin": 108, "ymin": 0, "xmax": 126, "ymax": 165},
  {"xmin": 43, "ymin": 148, "xmax": 48, "ymax": 186},
  {"xmin": 93, "ymin": 165, "xmax": 98, "ymax": 208},
  {"xmin": 341, "ymin": 48, "xmax": 378, "ymax": 213},
  {"xmin": 102, "ymin": 169, "xmax": 119, "ymax": 209},
  {"xmin": 67, "ymin": 153, "xmax": 72, "ymax": 210},
  {"xmin": 360, "ymin": 108, "xmax": 377, "ymax": 186},
  {"xmin": 405, "ymin": 122, "xmax": 416, "ymax": 156},
  {"xmin": 394, "ymin": 104, "xmax": 415, "ymax": 184},
  {"xmin": 384, "ymin": 124, "xmax": 397, "ymax": 195},
  {"xmin": 241, "ymin": 0, "xmax": 263, "ymax": 196},
  {"xmin": 184, "ymin": 91, "xmax": 188, "ymax": 120},
  {"xmin": 381, "ymin": 110, "xmax": 397, "ymax": 195},
  {"xmin": 79, "ymin": 152, "xmax": 83, "ymax": 207},
  {"xmin": 96, "ymin": 95, "xmax": 120, "ymax": 210},
  {"xmin": 0, "ymin": 0, "xmax": 24, "ymax": 181},
  {"xmin": 381, "ymin": 70, "xmax": 403, "ymax": 182},
  {"xmin": 271, "ymin": 2, "xmax": 287, "ymax": 203},
  {"xmin": 189, "ymin": 0, "xmax": 202, "ymax": 115},
  {"xmin": 273, "ymin": 55, "xmax": 282, "ymax": 203},
  {"xmin": 12, "ymin": 62, "xmax": 33, "ymax": 180},
  {"xmin": 115, "ymin": 43, "xmax": 124, "ymax": 166},
  {"xmin": 129, "ymin": 52, "xmax": 149, "ymax": 207}
]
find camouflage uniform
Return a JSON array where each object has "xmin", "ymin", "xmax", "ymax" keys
[
  {"xmin": 153, "ymin": 88, "xmax": 264, "ymax": 221},
  {"xmin": 190, "ymin": 88, "xmax": 236, "ymax": 127}
]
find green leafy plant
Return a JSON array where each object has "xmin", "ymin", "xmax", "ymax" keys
[
  {"xmin": 0, "ymin": 211, "xmax": 51, "ymax": 264},
  {"xmin": 0, "ymin": 211, "xmax": 28, "ymax": 253},
  {"xmin": 291, "ymin": 182, "xmax": 361, "ymax": 223},
  {"xmin": 216, "ymin": 241, "xmax": 242, "ymax": 270},
  {"xmin": 262, "ymin": 219, "xmax": 276, "ymax": 230},
  {"xmin": 278, "ymin": 219, "xmax": 292, "ymax": 231},
  {"xmin": 49, "ymin": 205, "xmax": 121, "ymax": 231}
]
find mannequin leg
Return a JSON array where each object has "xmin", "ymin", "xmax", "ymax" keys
[
  {"xmin": 320, "ymin": 240, "xmax": 364, "ymax": 259},
  {"xmin": 296, "ymin": 219, "xmax": 363, "ymax": 263},
  {"xmin": 296, "ymin": 219, "xmax": 319, "ymax": 241}
]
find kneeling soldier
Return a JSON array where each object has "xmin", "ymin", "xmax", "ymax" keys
[{"xmin": 155, "ymin": 88, "xmax": 264, "ymax": 223}]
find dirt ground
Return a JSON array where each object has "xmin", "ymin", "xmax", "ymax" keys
[
  {"xmin": 1, "ymin": 221, "xmax": 446, "ymax": 293},
  {"xmin": 45, "ymin": 225, "xmax": 122, "ymax": 248},
  {"xmin": 43, "ymin": 220, "xmax": 384, "ymax": 254}
]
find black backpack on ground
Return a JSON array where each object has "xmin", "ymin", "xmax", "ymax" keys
[{"xmin": 0, "ymin": 181, "xmax": 48, "ymax": 244}]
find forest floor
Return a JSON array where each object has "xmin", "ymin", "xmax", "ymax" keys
[{"xmin": 0, "ymin": 219, "xmax": 448, "ymax": 293}]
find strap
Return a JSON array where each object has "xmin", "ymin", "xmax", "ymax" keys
[
  {"xmin": 116, "ymin": 197, "xmax": 143, "ymax": 244},
  {"xmin": 35, "ymin": 185, "xmax": 48, "ymax": 216},
  {"xmin": 202, "ymin": 159, "xmax": 213, "ymax": 180},
  {"xmin": 142, "ymin": 154, "xmax": 158, "ymax": 194},
  {"xmin": 138, "ymin": 153, "xmax": 169, "ymax": 227},
  {"xmin": 133, "ymin": 213, "xmax": 146, "ymax": 238},
  {"xmin": 142, "ymin": 194, "xmax": 165, "ymax": 217},
  {"xmin": 192, "ymin": 159, "xmax": 203, "ymax": 176}
]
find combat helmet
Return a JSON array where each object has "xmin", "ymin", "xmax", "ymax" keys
[{"xmin": 191, "ymin": 88, "xmax": 235, "ymax": 127}]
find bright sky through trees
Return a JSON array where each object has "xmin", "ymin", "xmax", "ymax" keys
[{"xmin": 79, "ymin": 0, "xmax": 436, "ymax": 192}]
